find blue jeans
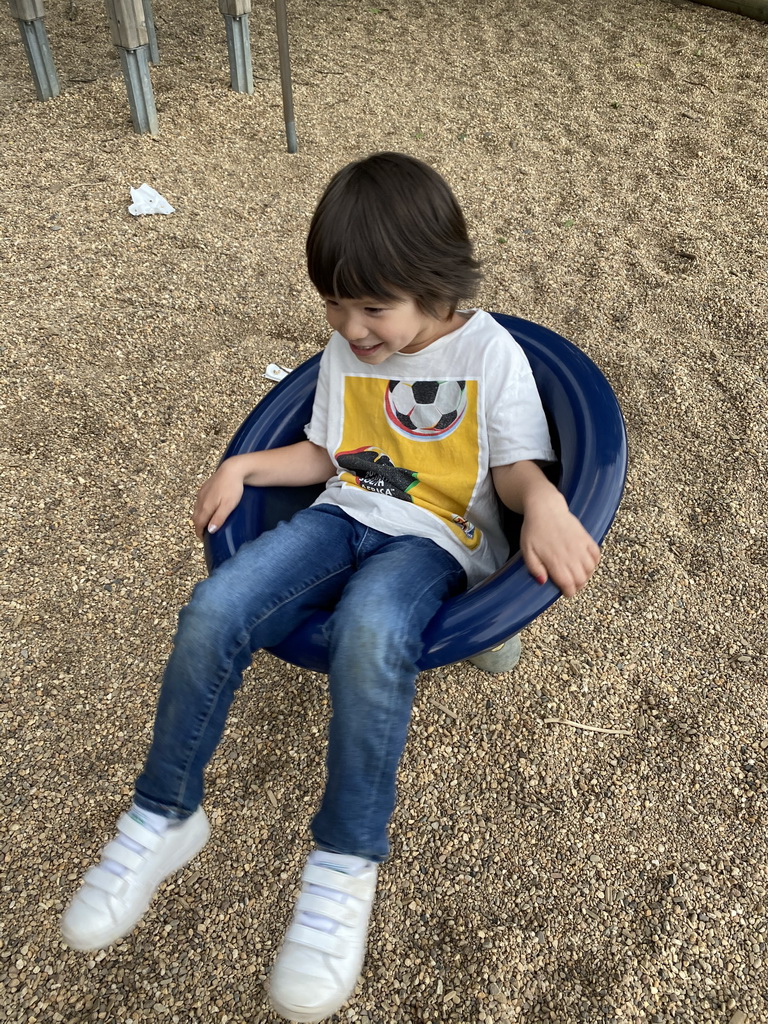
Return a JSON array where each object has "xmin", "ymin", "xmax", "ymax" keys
[{"xmin": 134, "ymin": 504, "xmax": 466, "ymax": 862}]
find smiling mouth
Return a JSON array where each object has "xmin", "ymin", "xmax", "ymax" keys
[{"xmin": 350, "ymin": 341, "xmax": 382, "ymax": 352}]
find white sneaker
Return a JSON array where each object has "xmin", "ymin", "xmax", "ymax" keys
[
  {"xmin": 60, "ymin": 807, "xmax": 210, "ymax": 950},
  {"xmin": 268, "ymin": 852, "xmax": 378, "ymax": 1023}
]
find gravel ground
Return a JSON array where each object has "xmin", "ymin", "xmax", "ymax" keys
[{"xmin": 1, "ymin": 1, "xmax": 767, "ymax": 1022}]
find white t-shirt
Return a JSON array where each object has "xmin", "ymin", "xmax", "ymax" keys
[{"xmin": 304, "ymin": 309, "xmax": 556, "ymax": 586}]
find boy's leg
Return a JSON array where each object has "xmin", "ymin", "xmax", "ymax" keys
[
  {"xmin": 269, "ymin": 534, "xmax": 465, "ymax": 1023},
  {"xmin": 313, "ymin": 533, "xmax": 466, "ymax": 860},
  {"xmin": 62, "ymin": 505, "xmax": 359, "ymax": 951},
  {"xmin": 135, "ymin": 505, "xmax": 359, "ymax": 818}
]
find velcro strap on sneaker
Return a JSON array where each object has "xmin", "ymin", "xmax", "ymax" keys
[
  {"xmin": 102, "ymin": 840, "xmax": 145, "ymax": 872},
  {"xmin": 296, "ymin": 891, "xmax": 358, "ymax": 927},
  {"xmin": 116, "ymin": 812, "xmax": 164, "ymax": 850},
  {"xmin": 83, "ymin": 864, "xmax": 129, "ymax": 896},
  {"xmin": 284, "ymin": 921, "xmax": 347, "ymax": 957},
  {"xmin": 301, "ymin": 864, "xmax": 374, "ymax": 900}
]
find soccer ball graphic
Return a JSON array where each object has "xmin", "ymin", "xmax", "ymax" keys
[{"xmin": 385, "ymin": 379, "xmax": 467, "ymax": 440}]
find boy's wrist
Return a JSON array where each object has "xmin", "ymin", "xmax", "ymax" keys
[
  {"xmin": 521, "ymin": 480, "xmax": 568, "ymax": 518},
  {"xmin": 222, "ymin": 453, "xmax": 255, "ymax": 485}
]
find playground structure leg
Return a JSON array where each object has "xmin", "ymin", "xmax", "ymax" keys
[
  {"xmin": 104, "ymin": 0, "xmax": 158, "ymax": 134},
  {"xmin": 9, "ymin": 0, "xmax": 60, "ymax": 100},
  {"xmin": 219, "ymin": 0, "xmax": 254, "ymax": 95},
  {"xmin": 219, "ymin": 0, "xmax": 297, "ymax": 152},
  {"xmin": 10, "ymin": 0, "xmax": 297, "ymax": 148},
  {"xmin": 117, "ymin": 45, "xmax": 158, "ymax": 134}
]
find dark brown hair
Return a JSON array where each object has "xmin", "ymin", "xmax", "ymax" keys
[{"xmin": 306, "ymin": 152, "xmax": 481, "ymax": 318}]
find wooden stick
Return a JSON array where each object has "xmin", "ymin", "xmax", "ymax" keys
[
  {"xmin": 432, "ymin": 701, "xmax": 457, "ymax": 720},
  {"xmin": 543, "ymin": 717, "xmax": 633, "ymax": 736}
]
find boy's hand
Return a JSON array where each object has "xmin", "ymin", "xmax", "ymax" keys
[
  {"xmin": 190, "ymin": 440, "xmax": 335, "ymax": 542},
  {"xmin": 493, "ymin": 461, "xmax": 601, "ymax": 598},
  {"xmin": 520, "ymin": 489, "xmax": 601, "ymax": 597},
  {"xmin": 192, "ymin": 459, "xmax": 246, "ymax": 541}
]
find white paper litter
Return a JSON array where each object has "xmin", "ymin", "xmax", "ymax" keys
[
  {"xmin": 128, "ymin": 184, "xmax": 175, "ymax": 216},
  {"xmin": 264, "ymin": 363, "xmax": 292, "ymax": 382}
]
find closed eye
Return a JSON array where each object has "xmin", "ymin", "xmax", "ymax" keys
[{"xmin": 323, "ymin": 298, "xmax": 387, "ymax": 315}]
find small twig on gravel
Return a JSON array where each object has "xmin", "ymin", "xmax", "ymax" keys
[
  {"xmin": 684, "ymin": 78, "xmax": 718, "ymax": 96},
  {"xmin": 432, "ymin": 701, "xmax": 457, "ymax": 719},
  {"xmin": 518, "ymin": 798, "xmax": 556, "ymax": 811},
  {"xmin": 169, "ymin": 547, "xmax": 195, "ymax": 574},
  {"xmin": 543, "ymin": 718, "xmax": 633, "ymax": 736}
]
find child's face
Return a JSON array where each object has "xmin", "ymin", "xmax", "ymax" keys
[{"xmin": 323, "ymin": 295, "xmax": 461, "ymax": 365}]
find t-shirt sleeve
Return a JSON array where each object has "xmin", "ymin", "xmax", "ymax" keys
[
  {"xmin": 485, "ymin": 334, "xmax": 557, "ymax": 467},
  {"xmin": 304, "ymin": 344, "xmax": 332, "ymax": 450}
]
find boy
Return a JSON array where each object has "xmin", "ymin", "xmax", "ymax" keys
[{"xmin": 61, "ymin": 153, "xmax": 600, "ymax": 1023}]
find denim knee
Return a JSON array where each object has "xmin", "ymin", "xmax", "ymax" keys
[
  {"xmin": 170, "ymin": 575, "xmax": 248, "ymax": 678},
  {"xmin": 328, "ymin": 600, "xmax": 421, "ymax": 682}
]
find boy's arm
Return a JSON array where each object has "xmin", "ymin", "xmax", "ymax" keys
[
  {"xmin": 492, "ymin": 460, "xmax": 601, "ymax": 598},
  {"xmin": 193, "ymin": 441, "xmax": 335, "ymax": 540}
]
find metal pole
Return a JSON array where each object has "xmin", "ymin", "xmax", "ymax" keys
[
  {"xmin": 142, "ymin": 0, "xmax": 160, "ymax": 64},
  {"xmin": 274, "ymin": 0, "xmax": 297, "ymax": 153}
]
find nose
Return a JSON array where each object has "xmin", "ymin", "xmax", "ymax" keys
[{"xmin": 339, "ymin": 314, "xmax": 368, "ymax": 343}]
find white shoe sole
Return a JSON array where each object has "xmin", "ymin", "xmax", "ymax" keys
[{"xmin": 269, "ymin": 985, "xmax": 360, "ymax": 1024}]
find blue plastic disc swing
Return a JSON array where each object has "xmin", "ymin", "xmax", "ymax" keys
[{"xmin": 204, "ymin": 314, "xmax": 628, "ymax": 672}]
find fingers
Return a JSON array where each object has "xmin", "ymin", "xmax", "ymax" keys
[
  {"xmin": 205, "ymin": 495, "xmax": 239, "ymax": 537},
  {"xmin": 192, "ymin": 483, "xmax": 214, "ymax": 540},
  {"xmin": 192, "ymin": 470, "xmax": 245, "ymax": 541},
  {"xmin": 192, "ymin": 501, "xmax": 211, "ymax": 542},
  {"xmin": 192, "ymin": 496, "xmax": 232, "ymax": 541},
  {"xmin": 523, "ymin": 536, "xmax": 601, "ymax": 597},
  {"xmin": 522, "ymin": 548, "xmax": 548, "ymax": 587},
  {"xmin": 550, "ymin": 544, "xmax": 601, "ymax": 597}
]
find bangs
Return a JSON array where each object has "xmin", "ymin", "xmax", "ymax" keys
[
  {"xmin": 309, "ymin": 250, "xmax": 403, "ymax": 305},
  {"xmin": 307, "ymin": 190, "xmax": 409, "ymax": 303}
]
